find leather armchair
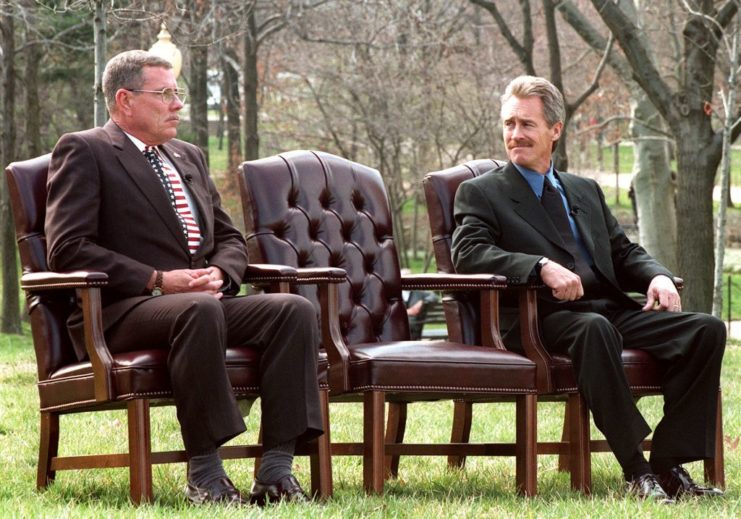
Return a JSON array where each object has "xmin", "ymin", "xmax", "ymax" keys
[
  {"xmin": 239, "ymin": 150, "xmax": 539, "ymax": 495},
  {"xmin": 5, "ymin": 154, "xmax": 332, "ymax": 503},
  {"xmin": 423, "ymin": 158, "xmax": 725, "ymax": 492}
]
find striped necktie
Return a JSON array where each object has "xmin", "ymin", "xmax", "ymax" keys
[{"xmin": 143, "ymin": 146, "xmax": 202, "ymax": 255}]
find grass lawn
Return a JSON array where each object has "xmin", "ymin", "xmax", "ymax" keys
[{"xmin": 0, "ymin": 327, "xmax": 738, "ymax": 517}]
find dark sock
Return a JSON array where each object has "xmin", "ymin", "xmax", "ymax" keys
[
  {"xmin": 256, "ymin": 439, "xmax": 296, "ymax": 483},
  {"xmin": 188, "ymin": 451, "xmax": 227, "ymax": 487},
  {"xmin": 650, "ymin": 456, "xmax": 679, "ymax": 475},
  {"xmin": 623, "ymin": 449, "xmax": 652, "ymax": 481}
]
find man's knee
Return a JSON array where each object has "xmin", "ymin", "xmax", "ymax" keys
[
  {"xmin": 176, "ymin": 293, "xmax": 226, "ymax": 326},
  {"xmin": 687, "ymin": 312, "xmax": 726, "ymax": 355},
  {"xmin": 566, "ymin": 313, "xmax": 622, "ymax": 358}
]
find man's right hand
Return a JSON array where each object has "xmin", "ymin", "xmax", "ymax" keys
[
  {"xmin": 539, "ymin": 260, "xmax": 584, "ymax": 301},
  {"xmin": 161, "ymin": 268, "xmax": 224, "ymax": 299}
]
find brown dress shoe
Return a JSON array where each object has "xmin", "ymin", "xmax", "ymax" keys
[
  {"xmin": 249, "ymin": 474, "xmax": 311, "ymax": 506},
  {"xmin": 185, "ymin": 476, "xmax": 248, "ymax": 505},
  {"xmin": 626, "ymin": 474, "xmax": 675, "ymax": 504},
  {"xmin": 657, "ymin": 465, "xmax": 724, "ymax": 498}
]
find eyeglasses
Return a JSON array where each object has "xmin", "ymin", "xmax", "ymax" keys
[{"xmin": 125, "ymin": 87, "xmax": 187, "ymax": 104}]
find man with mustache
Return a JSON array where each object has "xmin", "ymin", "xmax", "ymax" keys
[
  {"xmin": 452, "ymin": 75, "xmax": 725, "ymax": 503},
  {"xmin": 45, "ymin": 50, "xmax": 322, "ymax": 506}
]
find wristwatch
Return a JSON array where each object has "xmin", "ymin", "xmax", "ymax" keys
[
  {"xmin": 535, "ymin": 257, "xmax": 550, "ymax": 276},
  {"xmin": 151, "ymin": 270, "xmax": 164, "ymax": 296}
]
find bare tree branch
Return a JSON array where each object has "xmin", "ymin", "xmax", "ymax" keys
[
  {"xmin": 470, "ymin": 0, "xmax": 535, "ymax": 74},
  {"xmin": 589, "ymin": 0, "xmax": 676, "ymax": 125}
]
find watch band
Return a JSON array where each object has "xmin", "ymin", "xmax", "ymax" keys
[
  {"xmin": 536, "ymin": 257, "xmax": 550, "ymax": 275},
  {"xmin": 152, "ymin": 270, "xmax": 164, "ymax": 296}
]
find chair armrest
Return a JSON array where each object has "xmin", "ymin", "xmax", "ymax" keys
[
  {"xmin": 284, "ymin": 267, "xmax": 351, "ymax": 394},
  {"xmin": 401, "ymin": 272, "xmax": 507, "ymax": 291},
  {"xmin": 243, "ymin": 264, "xmax": 298, "ymax": 293},
  {"xmin": 243, "ymin": 263, "xmax": 298, "ymax": 282},
  {"xmin": 21, "ymin": 270, "xmax": 108, "ymax": 290},
  {"xmin": 22, "ymin": 270, "xmax": 114, "ymax": 403},
  {"xmin": 294, "ymin": 267, "xmax": 346, "ymax": 285}
]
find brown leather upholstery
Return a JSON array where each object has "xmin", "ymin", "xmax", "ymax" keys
[
  {"xmin": 239, "ymin": 150, "xmax": 538, "ymax": 495},
  {"xmin": 423, "ymin": 158, "xmax": 725, "ymax": 491},
  {"xmin": 5, "ymin": 154, "xmax": 331, "ymax": 503}
]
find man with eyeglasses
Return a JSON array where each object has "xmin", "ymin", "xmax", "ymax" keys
[{"xmin": 45, "ymin": 49, "xmax": 322, "ymax": 506}]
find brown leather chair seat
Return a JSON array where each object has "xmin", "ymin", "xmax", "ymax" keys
[{"xmin": 349, "ymin": 341, "xmax": 535, "ymax": 395}]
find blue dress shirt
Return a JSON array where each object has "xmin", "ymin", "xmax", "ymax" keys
[{"xmin": 513, "ymin": 162, "xmax": 595, "ymax": 266}]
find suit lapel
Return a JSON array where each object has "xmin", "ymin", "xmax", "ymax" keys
[
  {"xmin": 503, "ymin": 164, "xmax": 570, "ymax": 253},
  {"xmin": 557, "ymin": 173, "xmax": 597, "ymax": 260},
  {"xmin": 104, "ymin": 122, "xmax": 189, "ymax": 252}
]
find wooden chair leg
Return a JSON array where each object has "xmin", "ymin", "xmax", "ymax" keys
[
  {"xmin": 254, "ymin": 425, "xmax": 263, "ymax": 477},
  {"xmin": 557, "ymin": 399, "xmax": 571, "ymax": 472},
  {"xmin": 384, "ymin": 402, "xmax": 407, "ymax": 479},
  {"xmin": 704, "ymin": 389, "xmax": 725, "ymax": 488},
  {"xmin": 127, "ymin": 399, "xmax": 153, "ymax": 504},
  {"xmin": 515, "ymin": 394, "xmax": 537, "ymax": 496},
  {"xmin": 448, "ymin": 400, "xmax": 472, "ymax": 469},
  {"xmin": 567, "ymin": 393, "xmax": 591, "ymax": 494},
  {"xmin": 363, "ymin": 391, "xmax": 385, "ymax": 494},
  {"xmin": 310, "ymin": 388, "xmax": 333, "ymax": 499},
  {"xmin": 37, "ymin": 411, "xmax": 59, "ymax": 489}
]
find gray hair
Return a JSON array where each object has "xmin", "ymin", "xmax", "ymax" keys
[
  {"xmin": 102, "ymin": 50, "xmax": 172, "ymax": 112},
  {"xmin": 500, "ymin": 75, "xmax": 565, "ymax": 128}
]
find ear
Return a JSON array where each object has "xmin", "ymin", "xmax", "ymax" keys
[
  {"xmin": 114, "ymin": 89, "xmax": 134, "ymax": 115},
  {"xmin": 551, "ymin": 121, "xmax": 564, "ymax": 142}
]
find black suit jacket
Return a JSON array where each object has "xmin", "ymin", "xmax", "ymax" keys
[
  {"xmin": 45, "ymin": 120, "xmax": 248, "ymax": 359},
  {"xmin": 452, "ymin": 162, "xmax": 673, "ymax": 341}
]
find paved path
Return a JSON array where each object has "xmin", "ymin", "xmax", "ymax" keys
[
  {"xmin": 726, "ymin": 321, "xmax": 741, "ymax": 340},
  {"xmin": 585, "ymin": 169, "xmax": 741, "ymax": 202}
]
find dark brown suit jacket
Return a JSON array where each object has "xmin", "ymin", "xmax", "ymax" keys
[
  {"xmin": 452, "ymin": 162, "xmax": 673, "ymax": 344},
  {"xmin": 45, "ymin": 120, "xmax": 248, "ymax": 360}
]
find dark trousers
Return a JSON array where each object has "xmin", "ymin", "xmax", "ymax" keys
[
  {"xmin": 541, "ymin": 301, "xmax": 725, "ymax": 470},
  {"xmin": 106, "ymin": 292, "xmax": 323, "ymax": 457}
]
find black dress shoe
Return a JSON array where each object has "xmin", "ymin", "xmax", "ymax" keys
[
  {"xmin": 249, "ymin": 474, "xmax": 311, "ymax": 506},
  {"xmin": 657, "ymin": 465, "xmax": 724, "ymax": 498},
  {"xmin": 626, "ymin": 474, "xmax": 675, "ymax": 504},
  {"xmin": 185, "ymin": 476, "xmax": 248, "ymax": 505}
]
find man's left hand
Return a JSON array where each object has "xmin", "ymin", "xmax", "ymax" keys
[
  {"xmin": 186, "ymin": 266, "xmax": 225, "ymax": 298},
  {"xmin": 643, "ymin": 275, "xmax": 681, "ymax": 312}
]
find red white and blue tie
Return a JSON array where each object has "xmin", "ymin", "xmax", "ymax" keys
[{"xmin": 143, "ymin": 146, "xmax": 202, "ymax": 255}]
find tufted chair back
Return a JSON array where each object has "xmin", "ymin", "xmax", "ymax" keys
[
  {"xmin": 5, "ymin": 154, "xmax": 79, "ymax": 380},
  {"xmin": 423, "ymin": 159, "xmax": 506, "ymax": 345},
  {"xmin": 240, "ymin": 150, "xmax": 410, "ymax": 345}
]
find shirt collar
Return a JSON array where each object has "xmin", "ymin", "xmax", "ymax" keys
[
  {"xmin": 512, "ymin": 161, "xmax": 556, "ymax": 198},
  {"xmin": 124, "ymin": 131, "xmax": 150, "ymax": 153}
]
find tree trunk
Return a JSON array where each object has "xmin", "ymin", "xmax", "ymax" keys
[
  {"xmin": 93, "ymin": 0, "xmax": 107, "ymax": 126},
  {"xmin": 630, "ymin": 92, "xmax": 677, "ymax": 271},
  {"xmin": 1, "ymin": 11, "xmax": 22, "ymax": 334},
  {"xmin": 712, "ymin": 16, "xmax": 739, "ymax": 318},
  {"xmin": 24, "ymin": 7, "xmax": 41, "ymax": 157},
  {"xmin": 189, "ymin": 44, "xmax": 210, "ymax": 161},
  {"xmin": 675, "ymin": 134, "xmax": 718, "ymax": 312},
  {"xmin": 242, "ymin": 7, "xmax": 259, "ymax": 161},
  {"xmin": 222, "ymin": 46, "xmax": 242, "ymax": 191}
]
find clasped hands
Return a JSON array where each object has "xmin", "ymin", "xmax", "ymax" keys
[
  {"xmin": 539, "ymin": 260, "xmax": 681, "ymax": 312},
  {"xmin": 153, "ymin": 266, "xmax": 225, "ymax": 299}
]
